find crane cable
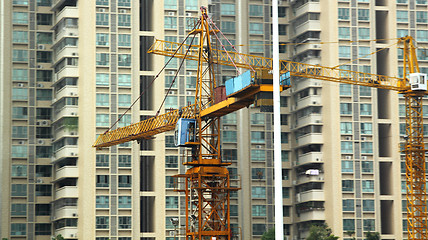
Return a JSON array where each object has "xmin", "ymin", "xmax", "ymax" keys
[{"xmin": 105, "ymin": 20, "xmax": 201, "ymax": 132}]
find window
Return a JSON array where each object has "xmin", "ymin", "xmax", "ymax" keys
[
  {"xmin": 96, "ymin": 33, "xmax": 109, "ymax": 46},
  {"xmin": 96, "ymin": 0, "xmax": 109, "ymax": 5},
  {"xmin": 358, "ymin": 46, "xmax": 370, "ymax": 59},
  {"xmin": 363, "ymin": 219, "xmax": 375, "ymax": 231},
  {"xmin": 343, "ymin": 199, "xmax": 354, "ymax": 211},
  {"xmin": 96, "ymin": 216, "xmax": 109, "ymax": 229},
  {"xmin": 13, "ymin": 49, "xmax": 28, "ymax": 62},
  {"xmin": 96, "ymin": 114, "xmax": 109, "ymax": 127},
  {"xmin": 249, "ymin": 40, "xmax": 264, "ymax": 53},
  {"xmin": 361, "ymin": 161, "xmax": 373, "ymax": 173},
  {"xmin": 96, "ymin": 53, "xmax": 109, "ymax": 66},
  {"xmin": 417, "ymin": 11, "xmax": 428, "ymax": 23},
  {"xmin": 340, "ymin": 103, "xmax": 352, "ymax": 115},
  {"xmin": 397, "ymin": 0, "xmax": 408, "ymax": 3},
  {"xmin": 251, "ymin": 131, "xmax": 265, "ymax": 144},
  {"xmin": 185, "ymin": 0, "xmax": 198, "ymax": 10},
  {"xmin": 12, "ymin": 165, "xmax": 27, "ymax": 177},
  {"xmin": 360, "ymin": 86, "xmax": 371, "ymax": 96},
  {"xmin": 118, "ymin": 14, "xmax": 131, "ymax": 27},
  {"xmin": 279, "ymin": 42, "xmax": 287, "ymax": 53},
  {"xmin": 96, "ymin": 196, "xmax": 109, "ymax": 208},
  {"xmin": 338, "ymin": 27, "xmax": 350, "ymax": 39},
  {"xmin": 339, "ymin": 84, "xmax": 351, "ymax": 96},
  {"xmin": 186, "ymin": 76, "xmax": 196, "ymax": 88},
  {"xmin": 12, "ymin": 69, "xmax": 28, "ymax": 81},
  {"xmin": 37, "ymin": 32, "xmax": 52, "ymax": 44},
  {"xmin": 12, "ymin": 184, "xmax": 27, "ymax": 197},
  {"xmin": 164, "ymin": 0, "xmax": 177, "ymax": 9},
  {"xmin": 118, "ymin": 74, "xmax": 131, "ymax": 86},
  {"xmin": 12, "ymin": 145, "xmax": 28, "ymax": 158},
  {"xmin": 118, "ymin": 94, "xmax": 131, "ymax": 107},
  {"xmin": 397, "ymin": 11, "xmax": 408, "ymax": 22},
  {"xmin": 119, "ymin": 175, "xmax": 131, "ymax": 187},
  {"xmin": 252, "ymin": 168, "xmax": 265, "ymax": 180},
  {"xmin": 223, "ymin": 131, "xmax": 237, "ymax": 142},
  {"xmin": 165, "ymin": 76, "xmax": 177, "ymax": 88},
  {"xmin": 278, "ymin": 7, "xmax": 286, "ymax": 17},
  {"xmin": 362, "ymin": 180, "xmax": 374, "ymax": 192},
  {"xmin": 37, "ymin": 70, "xmax": 52, "ymax": 82},
  {"xmin": 36, "ymin": 89, "xmax": 52, "ymax": 100},
  {"xmin": 118, "ymin": 196, "xmax": 132, "ymax": 208},
  {"xmin": 358, "ymin": 28, "xmax": 370, "ymax": 40},
  {"xmin": 36, "ymin": 185, "xmax": 52, "ymax": 196},
  {"xmin": 96, "ymin": 73, "xmax": 109, "ymax": 86},
  {"xmin": 340, "ymin": 122, "xmax": 352, "ymax": 134},
  {"xmin": 96, "ymin": 13, "xmax": 109, "ymax": 25},
  {"xmin": 165, "ymin": 156, "xmax": 178, "ymax": 168},
  {"xmin": 37, "ymin": 13, "xmax": 52, "ymax": 25},
  {"xmin": 165, "ymin": 136, "xmax": 175, "ymax": 148},
  {"xmin": 252, "ymin": 186, "xmax": 266, "ymax": 198},
  {"xmin": 13, "ymin": 31, "xmax": 28, "ymax": 43},
  {"xmin": 221, "ymin": 21, "xmax": 235, "ymax": 33},
  {"xmin": 96, "ymin": 154, "xmax": 109, "ymax": 167},
  {"xmin": 165, "ymin": 17, "xmax": 177, "ymax": 29},
  {"xmin": 252, "ymin": 205, "xmax": 266, "ymax": 216},
  {"xmin": 282, "ymin": 151, "xmax": 289, "ymax": 162},
  {"xmin": 118, "ymin": 34, "xmax": 131, "ymax": 47},
  {"xmin": 342, "ymin": 180, "xmax": 354, "ymax": 192},
  {"xmin": 165, "ymin": 96, "xmax": 178, "ymax": 109},
  {"xmin": 417, "ymin": 0, "xmax": 427, "ymax": 3},
  {"xmin": 358, "ymin": 9, "xmax": 369, "ymax": 21},
  {"xmin": 11, "ymin": 223, "xmax": 26, "ymax": 236},
  {"xmin": 253, "ymin": 224, "xmax": 266, "ymax": 236},
  {"xmin": 11, "ymin": 203, "xmax": 27, "ymax": 216},
  {"xmin": 166, "ymin": 176, "xmax": 175, "ymax": 188},
  {"xmin": 12, "ymin": 88, "xmax": 28, "ymax": 101},
  {"xmin": 338, "ymin": 8, "xmax": 350, "ymax": 20},
  {"xmin": 118, "ymin": 155, "xmax": 131, "ymax": 167},
  {"xmin": 281, "ymin": 132, "xmax": 289, "ymax": 144},
  {"xmin": 361, "ymin": 142, "xmax": 373, "ymax": 154},
  {"xmin": 342, "ymin": 161, "xmax": 353, "ymax": 173},
  {"xmin": 249, "ymin": 5, "xmax": 263, "ymax": 17},
  {"xmin": 96, "ymin": 94, "xmax": 109, "ymax": 107},
  {"xmin": 341, "ymin": 141, "xmax": 353, "ymax": 154},
  {"xmin": 249, "ymin": 23, "xmax": 263, "ymax": 34},
  {"xmin": 279, "ymin": 25, "xmax": 287, "ymax": 35},
  {"xmin": 223, "ymin": 149, "xmax": 237, "ymax": 161},
  {"xmin": 343, "ymin": 219, "xmax": 355, "ymax": 231},
  {"xmin": 96, "ymin": 175, "xmax": 109, "ymax": 188},
  {"xmin": 221, "ymin": 3, "xmax": 235, "ymax": 15},
  {"xmin": 251, "ymin": 113, "xmax": 265, "ymax": 124},
  {"xmin": 360, "ymin": 123, "xmax": 372, "ymax": 135},
  {"xmin": 13, "ymin": 12, "xmax": 28, "ymax": 24},
  {"xmin": 35, "ymin": 204, "xmax": 50, "ymax": 215},
  {"xmin": 13, "ymin": 0, "xmax": 28, "ymax": 5},
  {"xmin": 118, "ymin": 0, "xmax": 130, "ymax": 7},
  {"xmin": 363, "ymin": 199, "xmax": 374, "ymax": 211},
  {"xmin": 339, "ymin": 46, "xmax": 351, "ymax": 58},
  {"xmin": 166, "ymin": 217, "xmax": 178, "ymax": 229},
  {"xmin": 251, "ymin": 150, "xmax": 265, "ymax": 162},
  {"xmin": 166, "ymin": 196, "xmax": 178, "ymax": 208}
]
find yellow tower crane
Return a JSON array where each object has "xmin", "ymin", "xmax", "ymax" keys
[{"xmin": 93, "ymin": 8, "xmax": 427, "ymax": 240}]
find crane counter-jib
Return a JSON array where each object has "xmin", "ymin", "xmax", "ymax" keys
[{"xmin": 148, "ymin": 38, "xmax": 408, "ymax": 92}]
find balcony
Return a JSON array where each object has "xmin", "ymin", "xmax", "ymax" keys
[
  {"xmin": 55, "ymin": 186, "xmax": 78, "ymax": 199},
  {"xmin": 296, "ymin": 95, "xmax": 321, "ymax": 110},
  {"xmin": 296, "ymin": 114, "xmax": 322, "ymax": 129},
  {"xmin": 53, "ymin": 106, "xmax": 78, "ymax": 121},
  {"xmin": 53, "ymin": 206, "xmax": 78, "ymax": 221},
  {"xmin": 297, "ymin": 172, "xmax": 324, "ymax": 185},
  {"xmin": 296, "ymin": 133, "xmax": 323, "ymax": 146},
  {"xmin": 297, "ymin": 152, "xmax": 323, "ymax": 165},
  {"xmin": 55, "ymin": 28, "xmax": 79, "ymax": 43},
  {"xmin": 293, "ymin": 20, "xmax": 321, "ymax": 37},
  {"xmin": 55, "ymin": 227, "xmax": 78, "ymax": 239},
  {"xmin": 293, "ymin": 79, "xmax": 322, "ymax": 92},
  {"xmin": 55, "ymin": 166, "xmax": 78, "ymax": 181},
  {"xmin": 54, "ymin": 128, "xmax": 79, "ymax": 139},
  {"xmin": 56, "ymin": 7, "xmax": 78, "ymax": 23},
  {"xmin": 297, "ymin": 209, "xmax": 325, "ymax": 222},
  {"xmin": 52, "ymin": 146, "xmax": 78, "ymax": 161},
  {"xmin": 294, "ymin": 2, "xmax": 320, "ymax": 17},
  {"xmin": 293, "ymin": 42, "xmax": 321, "ymax": 56},
  {"xmin": 55, "ymin": 46, "xmax": 79, "ymax": 62},
  {"xmin": 55, "ymin": 85, "xmax": 78, "ymax": 100},
  {"xmin": 55, "ymin": 67, "xmax": 79, "ymax": 82},
  {"xmin": 297, "ymin": 190, "xmax": 325, "ymax": 203}
]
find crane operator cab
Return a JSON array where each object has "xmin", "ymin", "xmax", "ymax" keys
[
  {"xmin": 174, "ymin": 118, "xmax": 197, "ymax": 147},
  {"xmin": 410, "ymin": 73, "xmax": 427, "ymax": 91}
]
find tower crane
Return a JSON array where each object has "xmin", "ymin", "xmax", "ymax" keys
[{"xmin": 93, "ymin": 8, "xmax": 427, "ymax": 240}]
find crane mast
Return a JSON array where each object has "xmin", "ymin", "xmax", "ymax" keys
[{"xmin": 93, "ymin": 8, "xmax": 428, "ymax": 240}]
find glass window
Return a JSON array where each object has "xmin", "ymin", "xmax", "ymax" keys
[
  {"xmin": 165, "ymin": 76, "xmax": 178, "ymax": 88},
  {"xmin": 361, "ymin": 142, "xmax": 373, "ymax": 154},
  {"xmin": 343, "ymin": 219, "xmax": 355, "ymax": 231},
  {"xmin": 363, "ymin": 219, "xmax": 375, "ymax": 231},
  {"xmin": 36, "ymin": 89, "xmax": 52, "ymax": 101},
  {"xmin": 13, "ymin": 107, "xmax": 28, "ymax": 119},
  {"xmin": 166, "ymin": 196, "xmax": 178, "ymax": 208},
  {"xmin": 166, "ymin": 176, "xmax": 175, "ymax": 188},
  {"xmin": 12, "ymin": 184, "xmax": 27, "ymax": 196},
  {"xmin": 37, "ymin": 32, "xmax": 52, "ymax": 44},
  {"xmin": 11, "ymin": 223, "xmax": 26, "ymax": 236},
  {"xmin": 118, "ymin": 14, "xmax": 131, "ymax": 27},
  {"xmin": 360, "ymin": 86, "xmax": 371, "ymax": 96},
  {"xmin": 96, "ymin": 53, "xmax": 109, "ymax": 66},
  {"xmin": 283, "ymin": 188, "xmax": 290, "ymax": 199},
  {"xmin": 118, "ymin": 196, "xmax": 132, "ymax": 208},
  {"xmin": 118, "ymin": 155, "xmax": 131, "ymax": 167},
  {"xmin": 397, "ymin": 11, "xmax": 408, "ymax": 22},
  {"xmin": 12, "ymin": 69, "xmax": 28, "ymax": 81},
  {"xmin": 12, "ymin": 165, "xmax": 27, "ymax": 177},
  {"xmin": 339, "ymin": 46, "xmax": 351, "ymax": 58},
  {"xmin": 96, "ymin": 175, "xmax": 109, "ymax": 187},
  {"xmin": 12, "ymin": 126, "xmax": 27, "ymax": 138},
  {"xmin": 96, "ymin": 13, "xmax": 109, "ymax": 25},
  {"xmin": 251, "ymin": 186, "xmax": 266, "ymax": 198},
  {"xmin": 13, "ymin": 12, "xmax": 28, "ymax": 24},
  {"xmin": 221, "ymin": 21, "xmax": 235, "ymax": 33},
  {"xmin": 251, "ymin": 131, "xmax": 265, "ymax": 143},
  {"xmin": 96, "ymin": 33, "xmax": 109, "ymax": 46},
  {"xmin": 249, "ymin": 23, "xmax": 263, "ymax": 34},
  {"xmin": 343, "ymin": 199, "xmax": 354, "ymax": 211},
  {"xmin": 13, "ymin": 0, "xmax": 29, "ymax": 5},
  {"xmin": 342, "ymin": 161, "xmax": 353, "ymax": 173},
  {"xmin": 360, "ymin": 103, "xmax": 371, "ymax": 115},
  {"xmin": 249, "ymin": 40, "xmax": 264, "ymax": 53},
  {"xmin": 118, "ymin": 0, "xmax": 130, "ymax": 7},
  {"xmin": 11, "ymin": 203, "xmax": 27, "ymax": 216},
  {"xmin": 96, "ymin": 0, "xmax": 109, "ymax": 5},
  {"xmin": 165, "ymin": 135, "xmax": 175, "ymax": 148},
  {"xmin": 37, "ymin": 51, "xmax": 52, "ymax": 63},
  {"xmin": 361, "ymin": 123, "xmax": 372, "ymax": 134},
  {"xmin": 164, "ymin": 0, "xmax": 177, "ymax": 9},
  {"xmin": 96, "ymin": 216, "xmax": 109, "ymax": 229},
  {"xmin": 340, "ymin": 84, "xmax": 351, "ymax": 95},
  {"xmin": 338, "ymin": 27, "xmax": 350, "ymax": 39},
  {"xmin": 12, "ymin": 145, "xmax": 28, "ymax": 158},
  {"xmin": 96, "ymin": 154, "xmax": 109, "ymax": 167},
  {"xmin": 96, "ymin": 114, "xmax": 109, "ymax": 127},
  {"xmin": 362, "ymin": 161, "xmax": 373, "ymax": 173},
  {"xmin": 12, "ymin": 88, "xmax": 28, "ymax": 101},
  {"xmin": 282, "ymin": 151, "xmax": 289, "ymax": 162},
  {"xmin": 35, "ymin": 223, "xmax": 51, "ymax": 235},
  {"xmin": 338, "ymin": 8, "xmax": 350, "ymax": 20},
  {"xmin": 37, "ymin": 13, "xmax": 52, "ymax": 25},
  {"xmin": 358, "ymin": 28, "xmax": 370, "ymax": 40},
  {"xmin": 252, "ymin": 205, "xmax": 266, "ymax": 216},
  {"xmin": 96, "ymin": 73, "xmax": 109, "ymax": 85},
  {"xmin": 165, "ymin": 17, "xmax": 177, "ymax": 29},
  {"xmin": 118, "ymin": 114, "xmax": 131, "ymax": 127},
  {"xmin": 186, "ymin": 76, "xmax": 196, "ymax": 88},
  {"xmin": 249, "ymin": 5, "xmax": 263, "ymax": 17},
  {"xmin": 13, "ymin": 31, "xmax": 28, "ymax": 43},
  {"xmin": 251, "ymin": 113, "xmax": 265, "ymax": 124},
  {"xmin": 358, "ymin": 9, "xmax": 369, "ymax": 21},
  {"xmin": 342, "ymin": 180, "xmax": 354, "ymax": 192},
  {"xmin": 362, "ymin": 180, "xmax": 374, "ymax": 192},
  {"xmin": 96, "ymin": 94, "xmax": 109, "ymax": 107},
  {"xmin": 118, "ymin": 34, "xmax": 131, "ymax": 47},
  {"xmin": 281, "ymin": 132, "xmax": 289, "ymax": 144},
  {"xmin": 166, "ymin": 156, "xmax": 178, "ymax": 168},
  {"xmin": 223, "ymin": 149, "xmax": 237, "ymax": 161},
  {"xmin": 223, "ymin": 131, "xmax": 237, "ymax": 142},
  {"xmin": 279, "ymin": 25, "xmax": 287, "ymax": 35},
  {"xmin": 253, "ymin": 224, "xmax": 266, "ymax": 236},
  {"xmin": 251, "ymin": 168, "xmax": 265, "ymax": 180},
  {"xmin": 96, "ymin": 196, "xmax": 109, "ymax": 208},
  {"xmin": 13, "ymin": 49, "xmax": 28, "ymax": 62},
  {"xmin": 165, "ymin": 96, "xmax": 178, "ymax": 109},
  {"xmin": 340, "ymin": 122, "xmax": 352, "ymax": 134},
  {"xmin": 118, "ymin": 94, "xmax": 131, "ymax": 107},
  {"xmin": 119, "ymin": 175, "xmax": 131, "ymax": 188},
  {"xmin": 417, "ymin": 11, "xmax": 428, "ymax": 23},
  {"xmin": 341, "ymin": 141, "xmax": 353, "ymax": 153},
  {"xmin": 118, "ymin": 74, "xmax": 131, "ymax": 86},
  {"xmin": 363, "ymin": 199, "xmax": 374, "ymax": 211},
  {"xmin": 221, "ymin": 3, "xmax": 235, "ymax": 15},
  {"xmin": 36, "ymin": 185, "xmax": 52, "ymax": 196},
  {"xmin": 185, "ymin": 0, "xmax": 198, "ymax": 10},
  {"xmin": 251, "ymin": 150, "xmax": 265, "ymax": 162}
]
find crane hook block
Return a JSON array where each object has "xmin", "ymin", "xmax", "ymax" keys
[
  {"xmin": 174, "ymin": 118, "xmax": 197, "ymax": 147},
  {"xmin": 409, "ymin": 73, "xmax": 427, "ymax": 91}
]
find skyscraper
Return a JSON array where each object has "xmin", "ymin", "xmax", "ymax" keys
[{"xmin": 1, "ymin": 0, "xmax": 427, "ymax": 239}]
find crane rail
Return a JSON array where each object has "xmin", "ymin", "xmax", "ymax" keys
[{"xmin": 148, "ymin": 39, "xmax": 409, "ymax": 92}]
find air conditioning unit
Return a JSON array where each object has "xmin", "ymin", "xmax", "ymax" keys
[
  {"xmin": 37, "ymin": 178, "xmax": 44, "ymax": 183},
  {"xmin": 170, "ymin": 90, "xmax": 176, "ymax": 94},
  {"xmin": 361, "ymin": 156, "xmax": 367, "ymax": 160},
  {"xmin": 120, "ymin": 9, "xmax": 127, "ymax": 13},
  {"xmin": 187, "ymin": 71, "xmax": 193, "ymax": 75},
  {"xmin": 316, "ymin": 158, "xmax": 320, "ymax": 161},
  {"xmin": 18, "ymin": 141, "xmax": 25, "ymax": 144},
  {"xmin": 223, "ymin": 126, "xmax": 229, "ymax": 130},
  {"xmin": 256, "ymin": 145, "xmax": 263, "ymax": 149},
  {"xmin": 292, "ymin": 180, "xmax": 297, "ymax": 185},
  {"xmin": 18, "ymin": 83, "xmax": 25, "ymax": 87},
  {"xmin": 71, "ymin": 112, "xmax": 76, "ymax": 115},
  {"xmin": 345, "ymin": 156, "xmax": 352, "ymax": 160},
  {"xmin": 345, "ymin": 136, "xmax": 352, "ymax": 140},
  {"xmin": 187, "ymin": 91, "xmax": 193, "ymax": 95},
  {"xmin": 69, "ymin": 33, "xmax": 74, "ymax": 36},
  {"xmin": 70, "ymin": 92, "xmax": 75, "ymax": 96},
  {"xmin": 38, "ymin": 140, "xmax": 45, "ymax": 144},
  {"xmin": 71, "ymin": 152, "xmax": 77, "ymax": 156},
  {"xmin": 37, "ymin": 65, "xmax": 43, "ymax": 69},
  {"xmin": 37, "ymin": 84, "xmax": 44, "ymax": 87},
  {"xmin": 186, "ymin": 12, "xmax": 192, "ymax": 16},
  {"xmin": 312, "ymin": 101, "xmax": 318, "ymax": 105},
  {"xmin": 37, "ymin": 44, "xmax": 45, "ymax": 50},
  {"xmin": 313, "ymin": 44, "xmax": 320, "ymax": 49},
  {"xmin": 72, "ymin": 52, "xmax": 78, "ymax": 56},
  {"xmin": 315, "ymin": 120, "xmax": 321, "ymax": 123},
  {"xmin": 169, "ymin": 71, "xmax": 175, "ymax": 75},
  {"xmin": 99, "ymin": 8, "xmax": 105, "ymax": 12},
  {"xmin": 72, "ymin": 213, "xmax": 77, "ymax": 217},
  {"xmin": 41, "ymin": 120, "xmax": 49, "ymax": 125},
  {"xmin": 361, "ymin": 137, "xmax": 367, "ymax": 141},
  {"xmin": 70, "ymin": 233, "xmax": 76, "ymax": 238},
  {"xmin": 168, "ymin": 12, "xmax": 175, "ymax": 16},
  {"xmin": 70, "ymin": 131, "xmax": 76, "ymax": 135}
]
